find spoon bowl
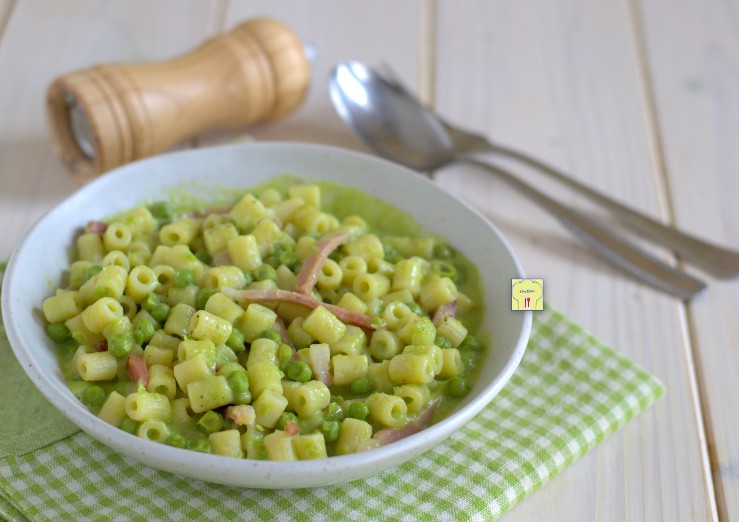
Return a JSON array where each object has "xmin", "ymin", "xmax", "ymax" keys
[{"xmin": 330, "ymin": 61, "xmax": 453, "ymax": 170}]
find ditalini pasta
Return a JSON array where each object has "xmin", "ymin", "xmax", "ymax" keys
[{"xmin": 42, "ymin": 178, "xmax": 485, "ymax": 460}]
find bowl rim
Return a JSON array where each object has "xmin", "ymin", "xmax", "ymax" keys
[{"xmin": 1, "ymin": 142, "xmax": 531, "ymax": 487}]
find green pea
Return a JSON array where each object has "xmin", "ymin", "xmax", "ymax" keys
[
  {"xmin": 255, "ymin": 264, "xmax": 277, "ymax": 282},
  {"xmin": 411, "ymin": 316, "xmax": 434, "ymax": 336},
  {"xmin": 349, "ymin": 376, "xmax": 372, "ymax": 395},
  {"xmin": 83, "ymin": 265, "xmax": 103, "ymax": 283},
  {"xmin": 113, "ymin": 381, "xmax": 135, "ymax": 397},
  {"xmin": 225, "ymin": 328, "xmax": 245, "ymax": 353},
  {"xmin": 320, "ymin": 420, "xmax": 340, "ymax": 443},
  {"xmin": 190, "ymin": 438, "xmax": 212, "ymax": 453},
  {"xmin": 447, "ymin": 377, "xmax": 469, "ymax": 398},
  {"xmin": 459, "ymin": 334, "xmax": 481, "ymax": 351},
  {"xmin": 196, "ymin": 410, "xmax": 224, "ymax": 434},
  {"xmin": 68, "ymin": 381, "xmax": 91, "ymax": 402},
  {"xmin": 276, "ymin": 343, "xmax": 293, "ymax": 371},
  {"xmin": 242, "ymin": 271, "xmax": 254, "ymax": 286},
  {"xmin": 227, "ymin": 372, "xmax": 251, "ymax": 405},
  {"xmin": 150, "ymin": 302, "xmax": 171, "ymax": 323},
  {"xmin": 286, "ymin": 361, "xmax": 312, "ymax": 383},
  {"xmin": 433, "ymin": 243, "xmax": 454, "ymax": 259},
  {"xmin": 264, "ymin": 255, "xmax": 281, "ymax": 268},
  {"xmin": 108, "ymin": 334, "xmax": 133, "ymax": 358},
  {"xmin": 328, "ymin": 250, "xmax": 346, "ymax": 263},
  {"xmin": 271, "ymin": 242, "xmax": 290, "ymax": 255},
  {"xmin": 431, "ymin": 260, "xmax": 457, "ymax": 282},
  {"xmin": 226, "ymin": 370, "xmax": 249, "ymax": 393},
  {"xmin": 284, "ymin": 251, "xmax": 301, "ymax": 268},
  {"xmin": 84, "ymin": 385, "xmax": 107, "ymax": 407},
  {"xmin": 120, "ymin": 417, "xmax": 139, "ymax": 435},
  {"xmin": 434, "ymin": 335, "xmax": 452, "ymax": 349},
  {"xmin": 166, "ymin": 434, "xmax": 188, "ymax": 449},
  {"xmin": 46, "ymin": 323, "xmax": 71, "ymax": 343},
  {"xmin": 218, "ymin": 362, "xmax": 246, "ymax": 378},
  {"xmin": 148, "ymin": 201, "xmax": 176, "ymax": 227},
  {"xmin": 58, "ymin": 338, "xmax": 79, "ymax": 357},
  {"xmin": 406, "ymin": 301, "xmax": 424, "ymax": 316},
  {"xmin": 222, "ymin": 417, "xmax": 237, "ymax": 431},
  {"xmin": 227, "ymin": 371, "xmax": 249, "ymax": 393},
  {"xmin": 132, "ymin": 318, "xmax": 156, "ymax": 346},
  {"xmin": 142, "ymin": 292, "xmax": 160, "ymax": 313},
  {"xmin": 276, "ymin": 412, "xmax": 299, "ymax": 430},
  {"xmin": 347, "ymin": 401, "xmax": 369, "ymax": 421},
  {"xmin": 323, "ymin": 401, "xmax": 344, "ymax": 421},
  {"xmin": 106, "ymin": 316, "xmax": 131, "ymax": 337},
  {"xmin": 260, "ymin": 329, "xmax": 282, "ymax": 343},
  {"xmin": 195, "ymin": 287, "xmax": 216, "ymax": 310},
  {"xmin": 194, "ymin": 249, "xmax": 212, "ymax": 265},
  {"xmin": 174, "ymin": 269, "xmax": 195, "ymax": 288},
  {"xmin": 460, "ymin": 350, "xmax": 477, "ymax": 370},
  {"xmin": 370, "ymin": 316, "xmax": 387, "ymax": 329},
  {"xmin": 381, "ymin": 242, "xmax": 401, "ymax": 263}
]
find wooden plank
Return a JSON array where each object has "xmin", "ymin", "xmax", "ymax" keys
[
  {"xmin": 0, "ymin": 0, "xmax": 223, "ymax": 261},
  {"xmin": 433, "ymin": 0, "xmax": 716, "ymax": 520},
  {"xmin": 634, "ymin": 0, "xmax": 739, "ymax": 519},
  {"xmin": 198, "ymin": 0, "xmax": 422, "ymax": 150}
]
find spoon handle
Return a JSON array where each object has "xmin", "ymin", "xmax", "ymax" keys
[
  {"xmin": 482, "ymin": 143, "xmax": 739, "ymax": 279},
  {"xmin": 461, "ymin": 159, "xmax": 706, "ymax": 299}
]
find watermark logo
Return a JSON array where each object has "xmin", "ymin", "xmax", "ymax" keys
[{"xmin": 512, "ymin": 278, "xmax": 543, "ymax": 311}]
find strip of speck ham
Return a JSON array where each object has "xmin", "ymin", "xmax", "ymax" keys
[
  {"xmin": 432, "ymin": 301, "xmax": 458, "ymax": 325},
  {"xmin": 211, "ymin": 250, "xmax": 233, "ymax": 267},
  {"xmin": 127, "ymin": 354, "xmax": 149, "ymax": 386},
  {"xmin": 222, "ymin": 287, "xmax": 376, "ymax": 330},
  {"xmin": 372, "ymin": 399, "xmax": 440, "ymax": 446},
  {"xmin": 86, "ymin": 221, "xmax": 108, "ymax": 234},
  {"xmin": 293, "ymin": 229, "xmax": 352, "ymax": 295},
  {"xmin": 284, "ymin": 422, "xmax": 299, "ymax": 436},
  {"xmin": 224, "ymin": 405, "xmax": 256, "ymax": 426}
]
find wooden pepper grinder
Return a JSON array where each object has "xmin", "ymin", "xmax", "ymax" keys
[{"xmin": 47, "ymin": 18, "xmax": 311, "ymax": 182}]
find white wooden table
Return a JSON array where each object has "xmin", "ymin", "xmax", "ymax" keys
[{"xmin": 0, "ymin": 1, "xmax": 735, "ymax": 520}]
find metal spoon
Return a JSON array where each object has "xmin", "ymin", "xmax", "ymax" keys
[{"xmin": 329, "ymin": 61, "xmax": 711, "ymax": 299}]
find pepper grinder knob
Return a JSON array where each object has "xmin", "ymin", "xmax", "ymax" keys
[{"xmin": 47, "ymin": 18, "xmax": 311, "ymax": 181}]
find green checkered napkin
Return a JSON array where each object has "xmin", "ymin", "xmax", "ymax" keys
[{"xmin": 0, "ymin": 307, "xmax": 664, "ymax": 522}]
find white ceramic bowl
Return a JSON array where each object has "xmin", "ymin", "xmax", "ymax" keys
[{"xmin": 1, "ymin": 142, "xmax": 530, "ymax": 488}]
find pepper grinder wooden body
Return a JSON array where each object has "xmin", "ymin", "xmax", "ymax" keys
[{"xmin": 47, "ymin": 18, "xmax": 310, "ymax": 181}]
